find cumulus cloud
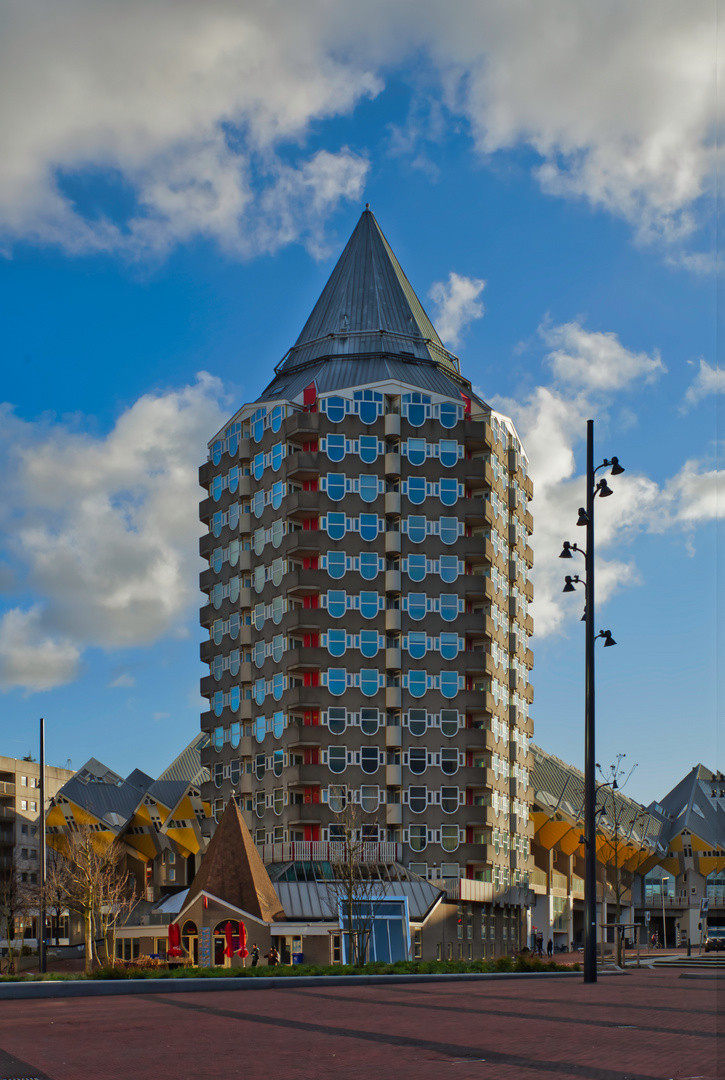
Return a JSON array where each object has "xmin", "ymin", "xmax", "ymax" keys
[
  {"xmin": 494, "ymin": 321, "xmax": 718, "ymax": 637},
  {"xmin": 683, "ymin": 359, "xmax": 725, "ymax": 409},
  {"xmin": 108, "ymin": 673, "xmax": 135, "ymax": 688},
  {"xmin": 0, "ymin": 374, "xmax": 228, "ymax": 692},
  {"xmin": 428, "ymin": 273, "xmax": 485, "ymax": 347},
  {"xmin": 0, "ymin": 1, "xmax": 716, "ymax": 260}
]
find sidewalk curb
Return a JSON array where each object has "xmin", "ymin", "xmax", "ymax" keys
[{"xmin": 0, "ymin": 970, "xmax": 589, "ymax": 1000}]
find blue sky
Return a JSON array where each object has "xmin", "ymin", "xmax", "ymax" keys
[{"xmin": 0, "ymin": 1, "xmax": 720, "ymax": 806}]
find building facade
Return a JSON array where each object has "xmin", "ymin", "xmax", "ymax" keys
[
  {"xmin": 199, "ymin": 209, "xmax": 535, "ymax": 904},
  {"xmin": 0, "ymin": 754, "xmax": 73, "ymax": 889}
]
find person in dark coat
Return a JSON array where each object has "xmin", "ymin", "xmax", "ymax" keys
[
  {"xmin": 547, "ymin": 938, "xmax": 553, "ymax": 957},
  {"xmin": 265, "ymin": 946, "xmax": 280, "ymax": 966},
  {"xmin": 251, "ymin": 944, "xmax": 260, "ymax": 967}
]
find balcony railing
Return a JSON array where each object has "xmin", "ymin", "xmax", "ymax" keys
[
  {"xmin": 0, "ymin": 782, "xmax": 16, "ymax": 796},
  {"xmin": 259, "ymin": 841, "xmax": 402, "ymax": 866}
]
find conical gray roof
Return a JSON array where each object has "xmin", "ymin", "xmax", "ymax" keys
[{"xmin": 276, "ymin": 208, "xmax": 459, "ymax": 375}]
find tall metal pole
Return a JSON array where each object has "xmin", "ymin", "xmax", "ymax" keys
[
  {"xmin": 39, "ymin": 717, "xmax": 46, "ymax": 974},
  {"xmin": 583, "ymin": 420, "xmax": 597, "ymax": 983}
]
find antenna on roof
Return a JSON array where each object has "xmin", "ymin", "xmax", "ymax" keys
[{"xmin": 365, "ymin": 203, "xmax": 370, "ymax": 210}]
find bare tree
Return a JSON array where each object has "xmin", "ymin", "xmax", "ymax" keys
[
  {"xmin": 324, "ymin": 794, "xmax": 384, "ymax": 966},
  {"xmin": 49, "ymin": 828, "xmax": 135, "ymax": 973},
  {"xmin": 596, "ymin": 756, "xmax": 644, "ymax": 966},
  {"xmin": 0, "ymin": 856, "xmax": 37, "ymax": 974},
  {"xmin": 44, "ymin": 845, "xmax": 70, "ymax": 947}
]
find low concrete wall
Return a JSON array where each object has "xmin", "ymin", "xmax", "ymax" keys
[{"xmin": 0, "ymin": 970, "xmax": 584, "ymax": 1000}]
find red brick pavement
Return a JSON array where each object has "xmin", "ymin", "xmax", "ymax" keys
[{"xmin": 0, "ymin": 968, "xmax": 720, "ymax": 1080}]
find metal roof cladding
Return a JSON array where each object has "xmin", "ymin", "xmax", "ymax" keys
[{"xmin": 275, "ymin": 207, "xmax": 461, "ymax": 377}]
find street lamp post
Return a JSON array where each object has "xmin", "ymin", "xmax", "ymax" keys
[{"xmin": 560, "ymin": 419, "xmax": 624, "ymax": 984}]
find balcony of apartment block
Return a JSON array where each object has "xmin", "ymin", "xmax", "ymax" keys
[
  {"xmin": 285, "ymin": 451, "xmax": 320, "ymax": 481},
  {"xmin": 385, "ymin": 686, "xmax": 402, "ymax": 710},
  {"xmin": 522, "ymin": 509, "xmax": 533, "ymax": 532},
  {"xmin": 385, "ymin": 492, "xmax": 401, "ymax": 516},
  {"xmin": 384, "ymin": 414, "xmax": 401, "ymax": 438},
  {"xmin": 284, "ymin": 607, "xmax": 328, "ymax": 635},
  {"xmin": 199, "ymin": 552, "xmax": 252, "ymax": 593},
  {"xmin": 258, "ymin": 839, "xmax": 402, "ymax": 866},
  {"xmin": 384, "ymin": 569, "xmax": 401, "ymax": 594},
  {"xmin": 457, "ymin": 764, "xmax": 497, "ymax": 789},
  {"xmin": 285, "ymin": 490, "xmax": 322, "ymax": 519},
  {"xmin": 464, "ymin": 458, "xmax": 494, "ymax": 489},
  {"xmin": 199, "ymin": 591, "xmax": 252, "ymax": 629},
  {"xmin": 463, "ymin": 495, "xmax": 496, "ymax": 528},
  {"xmin": 384, "ymin": 530, "xmax": 401, "ymax": 555},
  {"xmin": 284, "ymin": 803, "xmax": 325, "ymax": 827},
  {"xmin": 529, "ymin": 867, "xmax": 548, "ymax": 895},
  {"xmin": 199, "ymin": 665, "xmax": 253, "ymax": 698},
  {"xmin": 385, "ymin": 608, "xmax": 402, "ymax": 633},
  {"xmin": 384, "ymin": 452, "xmax": 401, "ymax": 477},
  {"xmin": 282, "ymin": 686, "xmax": 326, "ymax": 712},
  {"xmin": 283, "ymin": 723, "xmax": 325, "ymax": 749},
  {"xmin": 462, "ymin": 418, "xmax": 492, "ymax": 451},
  {"xmin": 456, "ymin": 842, "xmax": 497, "ymax": 868},
  {"xmin": 283, "ymin": 764, "xmax": 324, "ymax": 789},
  {"xmin": 283, "ymin": 568, "xmax": 321, "ymax": 596},
  {"xmin": 461, "ymin": 647, "xmax": 496, "ymax": 679},
  {"xmin": 464, "ymin": 727, "xmax": 497, "ymax": 754},
  {"xmin": 0, "ymin": 780, "xmax": 16, "ymax": 801},
  {"xmin": 460, "ymin": 573, "xmax": 496, "ymax": 604},
  {"xmin": 284, "ymin": 410, "xmax": 320, "ymax": 440},
  {"xmin": 458, "ymin": 687, "xmax": 498, "ymax": 716},
  {"xmin": 385, "ymin": 802, "xmax": 402, "ymax": 825},
  {"xmin": 284, "ymin": 647, "xmax": 326, "ymax": 672},
  {"xmin": 463, "ymin": 803, "xmax": 497, "ymax": 829},
  {"xmin": 456, "ymin": 533, "xmax": 494, "ymax": 564},
  {"xmin": 285, "ymin": 528, "xmax": 327, "ymax": 558}
]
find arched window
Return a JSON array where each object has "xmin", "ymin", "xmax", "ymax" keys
[
  {"xmin": 325, "ymin": 396, "xmax": 346, "ymax": 423},
  {"xmin": 439, "ymin": 595, "xmax": 459, "ymax": 622},
  {"xmin": 440, "ymin": 671, "xmax": 459, "ymax": 699},
  {"xmin": 440, "ymin": 748, "xmax": 459, "ymax": 775},
  {"xmin": 441, "ymin": 825, "xmax": 459, "ymax": 851},
  {"xmin": 439, "ymin": 518, "xmax": 458, "ymax": 545},
  {"xmin": 407, "ymin": 594, "xmax": 427, "ymax": 621},
  {"xmin": 326, "ymin": 474, "xmax": 346, "ymax": 501},
  {"xmin": 359, "ymin": 669, "xmax": 380, "ymax": 697},
  {"xmin": 440, "ymin": 711, "xmax": 459, "ymax": 737},
  {"xmin": 358, "ymin": 435, "xmax": 379, "ymax": 463},
  {"xmin": 407, "ymin": 554, "xmax": 427, "ymax": 582},
  {"xmin": 408, "ymin": 748, "xmax": 427, "ymax": 774},
  {"xmin": 326, "ymin": 434, "xmax": 346, "ymax": 462},
  {"xmin": 409, "ymin": 786, "xmax": 427, "ymax": 813},
  {"xmin": 408, "ymin": 709, "xmax": 427, "ymax": 736},
  {"xmin": 327, "ymin": 551, "xmax": 346, "ymax": 579},
  {"xmin": 441, "ymin": 787, "xmax": 459, "ymax": 813},
  {"xmin": 409, "ymin": 825, "xmax": 427, "ymax": 851},
  {"xmin": 327, "ymin": 629, "xmax": 347, "ymax": 657},
  {"xmin": 327, "ymin": 669, "xmax": 347, "ymax": 696},
  {"xmin": 328, "ymin": 746, "xmax": 347, "ymax": 773},
  {"xmin": 439, "ymin": 401, "xmax": 459, "ymax": 429},
  {"xmin": 408, "ymin": 671, "xmax": 427, "ymax": 698},
  {"xmin": 439, "ymin": 478, "xmax": 458, "ymax": 506},
  {"xmin": 440, "ymin": 633, "xmax": 459, "ymax": 660},
  {"xmin": 407, "ymin": 477, "xmax": 426, "ymax": 505},
  {"xmin": 327, "ymin": 591, "xmax": 347, "ymax": 618},
  {"xmin": 407, "ymin": 632, "xmax": 427, "ymax": 660},
  {"xmin": 359, "ymin": 514, "xmax": 379, "ymax": 542},
  {"xmin": 360, "ymin": 709, "xmax": 379, "ymax": 736},
  {"xmin": 359, "ymin": 552, "xmax": 379, "ymax": 580},
  {"xmin": 359, "ymin": 592, "xmax": 379, "ymax": 619},
  {"xmin": 327, "ymin": 708, "xmax": 346, "ymax": 735},
  {"xmin": 326, "ymin": 513, "xmax": 346, "ymax": 541},
  {"xmin": 407, "ymin": 516, "xmax": 426, "ymax": 543},
  {"xmin": 360, "ymin": 746, "xmax": 380, "ymax": 774},
  {"xmin": 359, "ymin": 631, "xmax": 379, "ymax": 658},
  {"xmin": 407, "ymin": 439, "xmax": 426, "ymax": 466},
  {"xmin": 359, "ymin": 475, "xmax": 379, "ymax": 503}
]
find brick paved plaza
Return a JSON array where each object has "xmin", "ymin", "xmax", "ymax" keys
[{"xmin": 0, "ymin": 969, "xmax": 720, "ymax": 1080}]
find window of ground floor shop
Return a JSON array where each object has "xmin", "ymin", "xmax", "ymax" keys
[{"xmin": 114, "ymin": 938, "xmax": 140, "ymax": 961}]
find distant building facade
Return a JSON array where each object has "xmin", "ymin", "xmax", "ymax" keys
[{"xmin": 198, "ymin": 209, "xmax": 536, "ymax": 936}]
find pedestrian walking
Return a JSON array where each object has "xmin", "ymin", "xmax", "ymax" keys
[
  {"xmin": 547, "ymin": 938, "xmax": 553, "ymax": 957},
  {"xmin": 251, "ymin": 944, "xmax": 260, "ymax": 967},
  {"xmin": 265, "ymin": 946, "xmax": 280, "ymax": 966}
]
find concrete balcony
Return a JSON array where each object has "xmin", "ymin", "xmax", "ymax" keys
[
  {"xmin": 462, "ymin": 418, "xmax": 492, "ymax": 450},
  {"xmin": 385, "ymin": 609, "xmax": 401, "ymax": 632},
  {"xmin": 385, "ymin": 726, "xmax": 402, "ymax": 748},
  {"xmin": 463, "ymin": 804, "xmax": 497, "ymax": 828},
  {"xmin": 385, "ymin": 492, "xmax": 401, "ymax": 516},
  {"xmin": 386, "ymin": 763, "xmax": 402, "ymax": 786},
  {"xmin": 285, "ymin": 452, "xmax": 320, "ymax": 480},
  {"xmin": 385, "ymin": 687, "xmax": 402, "ymax": 709},
  {"xmin": 464, "ymin": 459, "xmax": 494, "ymax": 487},
  {"xmin": 386, "ymin": 803, "xmax": 402, "ymax": 825},
  {"xmin": 284, "ymin": 569, "xmax": 320, "ymax": 595},
  {"xmin": 286, "ymin": 490, "xmax": 322, "ymax": 519},
  {"xmin": 384, "ymin": 452, "xmax": 401, "ymax": 477},
  {"xmin": 385, "ymin": 648, "xmax": 401, "ymax": 670},
  {"xmin": 463, "ymin": 498, "xmax": 496, "ymax": 528},
  {"xmin": 284, "ymin": 411, "xmax": 320, "ymax": 440},
  {"xmin": 284, "ymin": 647, "xmax": 326, "ymax": 672},
  {"xmin": 460, "ymin": 575, "xmax": 496, "ymax": 602},
  {"xmin": 384, "ymin": 531, "xmax": 401, "ymax": 555},
  {"xmin": 385, "ymin": 414, "xmax": 401, "ymax": 438},
  {"xmin": 385, "ymin": 570, "xmax": 401, "ymax": 593}
]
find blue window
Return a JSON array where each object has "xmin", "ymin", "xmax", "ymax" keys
[
  {"xmin": 354, "ymin": 390, "xmax": 382, "ymax": 425},
  {"xmin": 407, "ymin": 516, "xmax": 426, "ymax": 544},
  {"xmin": 407, "ymin": 632, "xmax": 427, "ymax": 660},
  {"xmin": 359, "ymin": 474, "xmax": 379, "ymax": 503},
  {"xmin": 326, "ymin": 396, "xmax": 346, "ymax": 423},
  {"xmin": 272, "ymin": 636, "xmax": 284, "ymax": 663},
  {"xmin": 439, "ymin": 401, "xmax": 459, "ymax": 429},
  {"xmin": 254, "ymin": 641, "xmax": 265, "ymax": 668},
  {"xmin": 327, "ymin": 629, "xmax": 347, "ymax": 657},
  {"xmin": 439, "ymin": 478, "xmax": 458, "ymax": 506},
  {"xmin": 212, "ymin": 620, "xmax": 223, "ymax": 645},
  {"xmin": 255, "ymin": 716, "xmax": 266, "ymax": 743},
  {"xmin": 212, "ymin": 441, "xmax": 223, "ymax": 466},
  {"xmin": 228, "ymin": 467, "xmax": 239, "ymax": 494},
  {"xmin": 328, "ymin": 707, "xmax": 346, "ymax": 734},
  {"xmin": 213, "ymin": 691, "xmax": 224, "ymax": 717},
  {"xmin": 326, "ymin": 513, "xmax": 346, "ymax": 541},
  {"xmin": 327, "ymin": 551, "xmax": 346, "ymax": 579},
  {"xmin": 272, "ymin": 596, "xmax": 284, "ymax": 625},
  {"xmin": 211, "ymin": 583, "xmax": 223, "ymax": 609},
  {"xmin": 230, "ymin": 687, "xmax": 240, "ymax": 713},
  {"xmin": 326, "ymin": 474, "xmax": 346, "ymax": 501},
  {"xmin": 229, "ymin": 652, "xmax": 240, "ymax": 677},
  {"xmin": 252, "ymin": 408, "xmax": 266, "ymax": 444},
  {"xmin": 439, "ymin": 595, "xmax": 459, "ymax": 622},
  {"xmin": 328, "ymin": 669, "xmax": 347, "ymax": 696},
  {"xmin": 404, "ymin": 393, "xmax": 430, "ymax": 427},
  {"xmin": 326, "ymin": 434, "xmax": 345, "ymax": 462},
  {"xmin": 359, "ymin": 552, "xmax": 379, "ymax": 580},
  {"xmin": 360, "ymin": 631, "xmax": 379, "ymax": 658},
  {"xmin": 254, "ymin": 679, "xmax": 265, "ymax": 706},
  {"xmin": 407, "ymin": 594, "xmax": 427, "ymax": 621},
  {"xmin": 328, "ymin": 745, "xmax": 347, "ymax": 772},
  {"xmin": 252, "ymin": 490, "xmax": 264, "ymax": 518},
  {"xmin": 407, "ymin": 477, "xmax": 426, "ymax": 505},
  {"xmin": 270, "ymin": 405, "xmax": 283, "ymax": 433},
  {"xmin": 439, "ymin": 440, "xmax": 458, "ymax": 468},
  {"xmin": 407, "ymin": 554, "xmax": 427, "ymax": 582},
  {"xmin": 439, "ymin": 555, "xmax": 459, "ymax": 583},
  {"xmin": 407, "ymin": 438, "xmax": 426, "ymax": 466},
  {"xmin": 253, "ymin": 452, "xmax": 264, "ymax": 481},
  {"xmin": 272, "ymin": 673, "xmax": 284, "ymax": 700},
  {"xmin": 359, "ymin": 592, "xmax": 379, "ymax": 619},
  {"xmin": 271, "ymin": 443, "xmax": 284, "ymax": 471},
  {"xmin": 272, "ymin": 481, "xmax": 284, "ymax": 509},
  {"xmin": 359, "ymin": 435, "xmax": 378, "ymax": 463},
  {"xmin": 328, "ymin": 591, "xmax": 347, "ymax": 619},
  {"xmin": 408, "ymin": 671, "xmax": 427, "ymax": 698},
  {"xmin": 229, "ymin": 504, "xmax": 239, "ymax": 531},
  {"xmin": 439, "ymin": 518, "xmax": 458, "ymax": 545},
  {"xmin": 228, "ymin": 430, "xmax": 239, "ymax": 456},
  {"xmin": 230, "ymin": 719, "xmax": 241, "ymax": 746},
  {"xmin": 360, "ymin": 669, "xmax": 379, "ymax": 697},
  {"xmin": 360, "ymin": 745, "xmax": 380, "ymax": 773},
  {"xmin": 440, "ymin": 671, "xmax": 459, "ymax": 699},
  {"xmin": 359, "ymin": 514, "xmax": 379, "ymax": 542},
  {"xmin": 273, "ymin": 711, "xmax": 285, "ymax": 738},
  {"xmin": 229, "ymin": 613, "xmax": 240, "ymax": 640},
  {"xmin": 212, "ymin": 547, "xmax": 223, "ymax": 573},
  {"xmin": 440, "ymin": 633, "xmax": 459, "ymax": 661},
  {"xmin": 212, "ymin": 512, "xmax": 223, "ymax": 537},
  {"xmin": 212, "ymin": 475, "xmax": 223, "ymax": 501}
]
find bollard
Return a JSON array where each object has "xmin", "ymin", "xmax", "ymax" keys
[{"xmin": 687, "ymin": 938, "xmax": 691, "ymax": 957}]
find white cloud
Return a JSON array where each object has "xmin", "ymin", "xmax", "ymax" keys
[
  {"xmin": 0, "ymin": 607, "xmax": 81, "ymax": 693},
  {"xmin": 0, "ymin": 374, "xmax": 228, "ymax": 692},
  {"xmin": 153, "ymin": 711, "xmax": 170, "ymax": 721},
  {"xmin": 0, "ymin": 1, "xmax": 716, "ymax": 260},
  {"xmin": 493, "ymin": 320, "xmax": 716, "ymax": 637},
  {"xmin": 108, "ymin": 673, "xmax": 135, "ymax": 688},
  {"xmin": 683, "ymin": 359, "xmax": 725, "ymax": 408},
  {"xmin": 428, "ymin": 273, "xmax": 485, "ymax": 347}
]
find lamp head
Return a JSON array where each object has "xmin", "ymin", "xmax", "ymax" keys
[
  {"xmin": 599, "ymin": 629, "xmax": 617, "ymax": 647},
  {"xmin": 559, "ymin": 542, "xmax": 573, "ymax": 559},
  {"xmin": 609, "ymin": 456, "xmax": 625, "ymax": 476},
  {"xmin": 562, "ymin": 576, "xmax": 577, "ymax": 593},
  {"xmin": 576, "ymin": 507, "xmax": 589, "ymax": 526},
  {"xmin": 598, "ymin": 479, "xmax": 614, "ymax": 498}
]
